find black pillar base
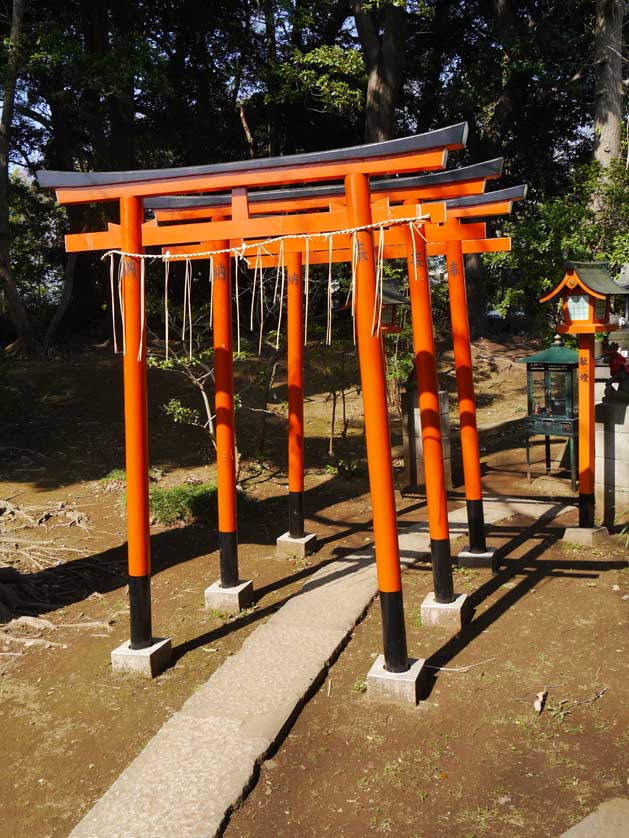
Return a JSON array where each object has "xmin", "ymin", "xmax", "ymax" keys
[
  {"xmin": 579, "ymin": 493, "xmax": 595, "ymax": 529},
  {"xmin": 288, "ymin": 491, "xmax": 305, "ymax": 539},
  {"xmin": 219, "ymin": 530, "xmax": 239, "ymax": 588},
  {"xmin": 431, "ymin": 538, "xmax": 454, "ymax": 604},
  {"xmin": 380, "ymin": 590, "xmax": 409, "ymax": 673},
  {"xmin": 466, "ymin": 499, "xmax": 487, "ymax": 552},
  {"xmin": 129, "ymin": 575, "xmax": 153, "ymax": 650}
]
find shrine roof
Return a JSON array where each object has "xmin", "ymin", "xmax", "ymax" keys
[
  {"xmin": 517, "ymin": 344, "xmax": 578, "ymax": 366},
  {"xmin": 565, "ymin": 261, "xmax": 629, "ymax": 296},
  {"xmin": 143, "ymin": 159, "xmax": 504, "ymax": 210},
  {"xmin": 444, "ymin": 184, "xmax": 527, "ymax": 209},
  {"xmin": 37, "ymin": 123, "xmax": 468, "ymax": 190}
]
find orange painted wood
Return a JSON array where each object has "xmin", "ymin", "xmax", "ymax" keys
[
  {"xmin": 286, "ymin": 251, "xmax": 304, "ymax": 494},
  {"xmin": 405, "ymin": 222, "xmax": 450, "ymax": 542},
  {"xmin": 154, "ymin": 179, "xmax": 490, "ymax": 223},
  {"xmin": 345, "ymin": 171, "xmax": 402, "ymax": 595},
  {"xmin": 212, "ymin": 243, "xmax": 238, "ymax": 534},
  {"xmin": 578, "ymin": 334, "xmax": 595, "ymax": 496},
  {"xmin": 66, "ymin": 208, "xmax": 354, "ymax": 252},
  {"xmin": 239, "ymin": 237, "xmax": 511, "ymax": 267},
  {"xmin": 55, "ymin": 149, "xmax": 448, "ymax": 205},
  {"xmin": 446, "ymin": 239, "xmax": 483, "ymax": 503},
  {"xmin": 120, "ymin": 196, "xmax": 151, "ymax": 578}
]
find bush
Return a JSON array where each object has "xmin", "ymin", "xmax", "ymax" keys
[{"xmin": 149, "ymin": 483, "xmax": 218, "ymax": 525}]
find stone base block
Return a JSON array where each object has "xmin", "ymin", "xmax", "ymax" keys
[
  {"xmin": 366, "ymin": 654, "xmax": 426, "ymax": 706},
  {"xmin": 276, "ymin": 532, "xmax": 318, "ymax": 558},
  {"xmin": 204, "ymin": 579, "xmax": 254, "ymax": 614},
  {"xmin": 457, "ymin": 547, "xmax": 497, "ymax": 569},
  {"xmin": 421, "ymin": 592, "xmax": 469, "ymax": 631},
  {"xmin": 562, "ymin": 526, "xmax": 609, "ymax": 547},
  {"xmin": 111, "ymin": 637, "xmax": 172, "ymax": 678}
]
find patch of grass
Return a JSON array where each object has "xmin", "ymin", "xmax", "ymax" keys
[
  {"xmin": 99, "ymin": 468, "xmax": 127, "ymax": 491},
  {"xmin": 352, "ymin": 678, "xmax": 367, "ymax": 694},
  {"xmin": 100, "ymin": 466, "xmax": 163, "ymax": 493},
  {"xmin": 149, "ymin": 482, "xmax": 217, "ymax": 525},
  {"xmin": 206, "ymin": 608, "xmax": 228, "ymax": 621}
]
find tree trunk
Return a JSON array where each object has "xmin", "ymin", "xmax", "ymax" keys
[
  {"xmin": 464, "ymin": 254, "xmax": 488, "ymax": 339},
  {"xmin": 44, "ymin": 254, "xmax": 77, "ymax": 350},
  {"xmin": 263, "ymin": 0, "xmax": 280, "ymax": 156},
  {"xmin": 593, "ymin": 0, "xmax": 624, "ymax": 166},
  {"xmin": 0, "ymin": 0, "xmax": 33, "ymax": 350},
  {"xmin": 353, "ymin": 1, "xmax": 407, "ymax": 142}
]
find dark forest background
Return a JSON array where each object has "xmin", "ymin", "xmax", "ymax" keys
[{"xmin": 0, "ymin": 0, "xmax": 627, "ymax": 352}]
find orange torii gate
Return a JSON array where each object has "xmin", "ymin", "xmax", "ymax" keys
[
  {"xmin": 64, "ymin": 174, "xmax": 518, "ymax": 609},
  {"xmin": 158, "ymin": 184, "xmax": 524, "ymax": 578},
  {"xmin": 37, "ymin": 125, "xmax": 471, "ymax": 683}
]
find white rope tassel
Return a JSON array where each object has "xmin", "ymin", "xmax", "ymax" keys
[
  {"xmin": 183, "ymin": 258, "xmax": 193, "ymax": 359},
  {"xmin": 350, "ymin": 233, "xmax": 358, "ymax": 345},
  {"xmin": 275, "ymin": 253, "xmax": 286, "ymax": 350},
  {"xmin": 137, "ymin": 257, "xmax": 146, "ymax": 362},
  {"xmin": 304, "ymin": 238, "xmax": 310, "ymax": 346},
  {"xmin": 209, "ymin": 256, "xmax": 214, "ymax": 326},
  {"xmin": 164, "ymin": 256, "xmax": 170, "ymax": 360},
  {"xmin": 234, "ymin": 254, "xmax": 241, "ymax": 356},
  {"xmin": 258, "ymin": 250, "xmax": 265, "ymax": 355},
  {"xmin": 326, "ymin": 234, "xmax": 333, "ymax": 345},
  {"xmin": 409, "ymin": 222, "xmax": 418, "ymax": 283},
  {"xmin": 372, "ymin": 225, "xmax": 385, "ymax": 337},
  {"xmin": 109, "ymin": 253, "xmax": 119, "ymax": 354},
  {"xmin": 274, "ymin": 239, "xmax": 284, "ymax": 304},
  {"xmin": 118, "ymin": 256, "xmax": 127, "ymax": 356},
  {"xmin": 250, "ymin": 247, "xmax": 262, "ymax": 331}
]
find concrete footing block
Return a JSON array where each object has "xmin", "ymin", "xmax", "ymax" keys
[
  {"xmin": 457, "ymin": 547, "xmax": 497, "ymax": 569},
  {"xmin": 204, "ymin": 579, "xmax": 254, "ymax": 613},
  {"xmin": 111, "ymin": 637, "xmax": 172, "ymax": 678},
  {"xmin": 421, "ymin": 592, "xmax": 470, "ymax": 631},
  {"xmin": 562, "ymin": 526, "xmax": 609, "ymax": 547},
  {"xmin": 276, "ymin": 531, "xmax": 318, "ymax": 558},
  {"xmin": 366, "ymin": 654, "xmax": 426, "ymax": 706}
]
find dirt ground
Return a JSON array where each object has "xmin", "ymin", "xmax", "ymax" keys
[{"xmin": 0, "ymin": 337, "xmax": 627, "ymax": 838}]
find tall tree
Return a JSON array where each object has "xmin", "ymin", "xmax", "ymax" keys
[
  {"xmin": 0, "ymin": 0, "xmax": 33, "ymax": 350},
  {"xmin": 593, "ymin": 0, "xmax": 624, "ymax": 166},
  {"xmin": 353, "ymin": 0, "xmax": 407, "ymax": 141}
]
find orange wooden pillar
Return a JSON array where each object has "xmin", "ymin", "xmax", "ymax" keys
[
  {"xmin": 212, "ymin": 244, "xmax": 240, "ymax": 587},
  {"xmin": 286, "ymin": 251, "xmax": 305, "ymax": 537},
  {"xmin": 577, "ymin": 334, "xmax": 595, "ymax": 527},
  {"xmin": 405, "ymin": 224, "xmax": 454, "ymax": 602},
  {"xmin": 345, "ymin": 172, "xmax": 408, "ymax": 672},
  {"xmin": 120, "ymin": 196, "xmax": 152, "ymax": 648},
  {"xmin": 446, "ymin": 239, "xmax": 487, "ymax": 552}
]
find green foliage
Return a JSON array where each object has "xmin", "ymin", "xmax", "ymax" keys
[
  {"xmin": 277, "ymin": 45, "xmax": 365, "ymax": 115},
  {"xmin": 8, "ymin": 174, "xmax": 66, "ymax": 317},
  {"xmin": 99, "ymin": 468, "xmax": 127, "ymax": 490},
  {"xmin": 325, "ymin": 458, "xmax": 362, "ymax": 478},
  {"xmin": 485, "ymin": 161, "xmax": 629, "ymax": 324},
  {"xmin": 163, "ymin": 398, "xmax": 202, "ymax": 428},
  {"xmin": 148, "ymin": 482, "xmax": 217, "ymax": 526}
]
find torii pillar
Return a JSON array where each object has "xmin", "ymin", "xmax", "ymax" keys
[
  {"xmin": 276, "ymin": 250, "xmax": 318, "ymax": 557},
  {"xmin": 446, "ymin": 239, "xmax": 496, "ymax": 568},
  {"xmin": 204, "ymin": 242, "xmax": 254, "ymax": 612},
  {"xmin": 346, "ymin": 172, "xmax": 426, "ymax": 703},
  {"xmin": 110, "ymin": 196, "xmax": 172, "ymax": 677}
]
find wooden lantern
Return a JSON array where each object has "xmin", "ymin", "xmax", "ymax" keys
[
  {"xmin": 539, "ymin": 261, "xmax": 624, "ymax": 335},
  {"xmin": 379, "ymin": 279, "xmax": 408, "ymax": 334},
  {"xmin": 539, "ymin": 261, "xmax": 629, "ymax": 529}
]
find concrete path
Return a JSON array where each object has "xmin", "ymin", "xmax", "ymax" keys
[
  {"xmin": 70, "ymin": 495, "xmax": 574, "ymax": 838},
  {"xmin": 560, "ymin": 798, "xmax": 629, "ymax": 837}
]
